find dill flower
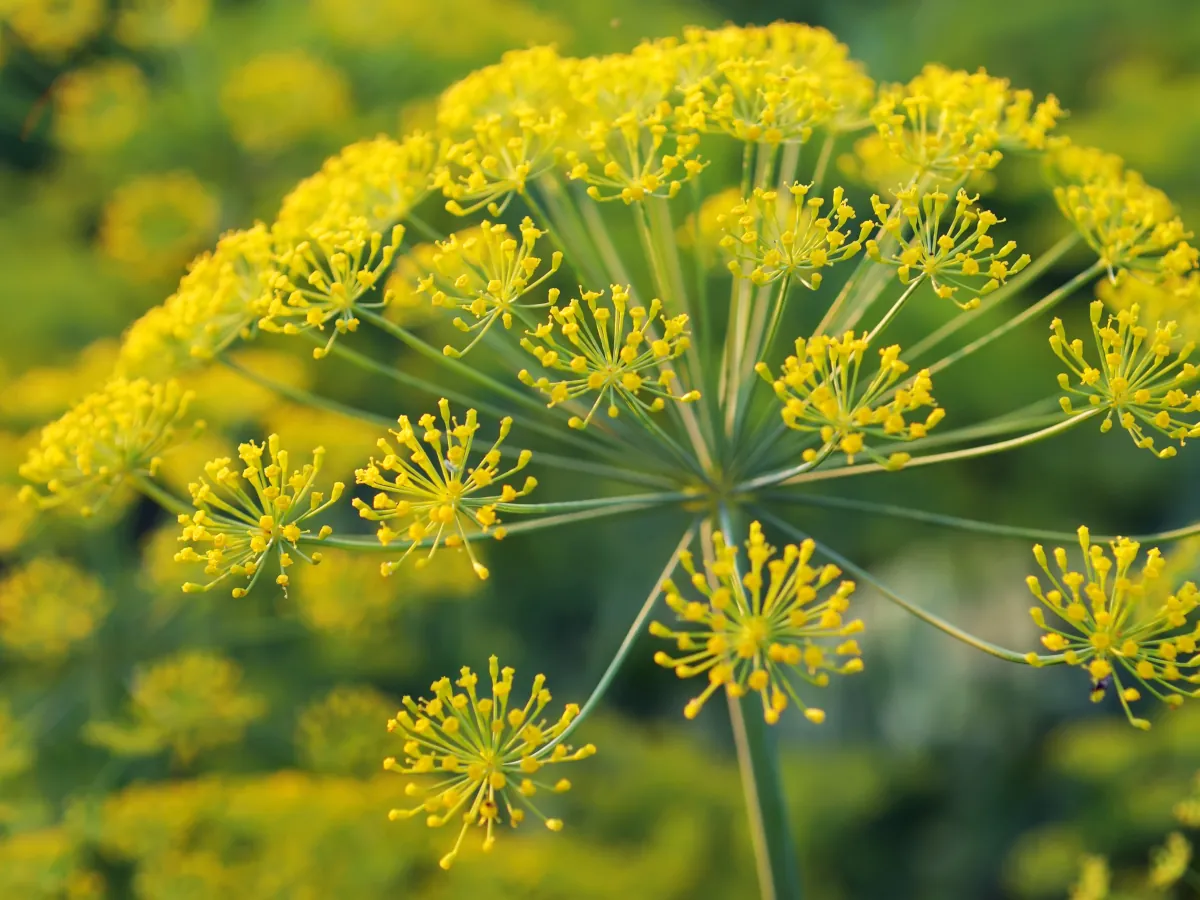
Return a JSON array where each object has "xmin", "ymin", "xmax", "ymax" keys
[
  {"xmin": 116, "ymin": 225, "xmax": 276, "ymax": 378},
  {"xmin": 175, "ymin": 435, "xmax": 344, "ymax": 597},
  {"xmin": 84, "ymin": 651, "xmax": 266, "ymax": 763},
  {"xmin": 678, "ymin": 185, "xmax": 742, "ymax": 257},
  {"xmin": 259, "ymin": 221, "xmax": 403, "ymax": 358},
  {"xmin": 296, "ymin": 685, "xmax": 396, "ymax": 777},
  {"xmin": 5, "ymin": 0, "xmax": 104, "ymax": 57},
  {"xmin": 1068, "ymin": 856, "xmax": 1110, "ymax": 900},
  {"xmin": 719, "ymin": 183, "xmax": 873, "ymax": 288},
  {"xmin": 352, "ymin": 400, "xmax": 536, "ymax": 579},
  {"xmin": 650, "ymin": 521, "xmax": 863, "ymax": 724},
  {"xmin": 518, "ymin": 285, "xmax": 700, "ymax": 428},
  {"xmin": 1050, "ymin": 301, "xmax": 1200, "ymax": 458},
  {"xmin": 1026, "ymin": 526, "xmax": 1200, "ymax": 729},
  {"xmin": 19, "ymin": 378, "xmax": 194, "ymax": 516},
  {"xmin": 1098, "ymin": 271, "xmax": 1200, "ymax": 348},
  {"xmin": 0, "ymin": 558, "xmax": 110, "ymax": 663},
  {"xmin": 275, "ymin": 133, "xmax": 437, "ymax": 237},
  {"xmin": 1174, "ymin": 772, "xmax": 1200, "ymax": 827},
  {"xmin": 1148, "ymin": 831, "xmax": 1191, "ymax": 889},
  {"xmin": 757, "ymin": 333, "xmax": 942, "ymax": 466},
  {"xmin": 261, "ymin": 402, "xmax": 381, "ymax": 481},
  {"xmin": 870, "ymin": 64, "xmax": 1062, "ymax": 177},
  {"xmin": 434, "ymin": 45, "xmax": 572, "ymax": 215},
  {"xmin": 383, "ymin": 241, "xmax": 444, "ymax": 328},
  {"xmin": 1051, "ymin": 159, "xmax": 1197, "ymax": 280},
  {"xmin": 52, "ymin": 60, "xmax": 148, "ymax": 153},
  {"xmin": 113, "ymin": 0, "xmax": 209, "ymax": 48},
  {"xmin": 0, "ymin": 702, "xmax": 33, "ymax": 782},
  {"xmin": 220, "ymin": 51, "xmax": 352, "ymax": 154},
  {"xmin": 0, "ymin": 339, "xmax": 116, "ymax": 423},
  {"xmin": 867, "ymin": 186, "xmax": 1030, "ymax": 308},
  {"xmin": 384, "ymin": 656, "xmax": 596, "ymax": 869},
  {"xmin": 563, "ymin": 50, "xmax": 705, "ymax": 203},
  {"xmin": 417, "ymin": 218, "xmax": 562, "ymax": 356},
  {"xmin": 0, "ymin": 486, "xmax": 35, "ymax": 555},
  {"xmin": 98, "ymin": 172, "xmax": 220, "ymax": 282}
]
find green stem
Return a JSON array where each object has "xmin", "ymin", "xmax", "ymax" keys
[
  {"xmin": 717, "ymin": 505, "xmax": 802, "ymax": 900},
  {"xmin": 132, "ymin": 474, "xmax": 192, "ymax": 517},
  {"xmin": 755, "ymin": 507, "xmax": 1065, "ymax": 666},
  {"xmin": 535, "ymin": 520, "xmax": 698, "ymax": 756}
]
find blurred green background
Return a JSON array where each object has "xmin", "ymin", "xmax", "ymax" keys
[{"xmin": 1, "ymin": 1, "xmax": 1199, "ymax": 898}]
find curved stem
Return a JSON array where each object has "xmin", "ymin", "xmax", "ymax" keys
[
  {"xmin": 131, "ymin": 474, "xmax": 192, "ymax": 517},
  {"xmin": 768, "ymin": 410, "xmax": 1098, "ymax": 489},
  {"xmin": 755, "ymin": 507, "xmax": 1065, "ymax": 666},
  {"xmin": 765, "ymin": 491, "xmax": 1200, "ymax": 545},
  {"xmin": 495, "ymin": 490, "xmax": 691, "ymax": 515},
  {"xmin": 535, "ymin": 520, "xmax": 698, "ymax": 756}
]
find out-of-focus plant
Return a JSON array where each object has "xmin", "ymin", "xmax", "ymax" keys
[{"xmin": 18, "ymin": 16, "xmax": 1200, "ymax": 897}]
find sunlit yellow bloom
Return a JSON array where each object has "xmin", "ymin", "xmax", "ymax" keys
[
  {"xmin": 564, "ymin": 50, "xmax": 705, "ymax": 203},
  {"xmin": 670, "ymin": 22, "xmax": 874, "ymax": 142},
  {"xmin": 98, "ymin": 172, "xmax": 220, "ymax": 282},
  {"xmin": 261, "ymin": 402, "xmax": 380, "ymax": 481},
  {"xmin": 352, "ymin": 400, "xmax": 536, "ymax": 579},
  {"xmin": 52, "ymin": 59, "xmax": 148, "ymax": 153},
  {"xmin": 0, "ymin": 485, "xmax": 35, "ymax": 555},
  {"xmin": 297, "ymin": 685, "xmax": 396, "ymax": 777},
  {"xmin": 175, "ymin": 436, "xmax": 344, "ymax": 597},
  {"xmin": 0, "ymin": 702, "xmax": 33, "ymax": 782},
  {"xmin": 384, "ymin": 656, "xmax": 596, "ymax": 869},
  {"xmin": 20, "ymin": 378, "xmax": 194, "ymax": 516},
  {"xmin": 6, "ymin": 0, "xmax": 104, "ymax": 57},
  {"xmin": 1026, "ymin": 526, "xmax": 1200, "ymax": 729},
  {"xmin": 757, "ymin": 333, "xmax": 941, "ymax": 466},
  {"xmin": 678, "ymin": 185, "xmax": 742, "ymax": 258},
  {"xmin": 1051, "ymin": 154, "xmax": 1196, "ymax": 280},
  {"xmin": 1174, "ymin": 771, "xmax": 1200, "ymax": 827},
  {"xmin": 220, "ymin": 51, "xmax": 352, "ymax": 154},
  {"xmin": 259, "ymin": 221, "xmax": 403, "ymax": 358},
  {"xmin": 417, "ymin": 218, "xmax": 562, "ymax": 356},
  {"xmin": 719, "ymin": 183, "xmax": 873, "ymax": 288},
  {"xmin": 868, "ymin": 186, "xmax": 1030, "ymax": 308},
  {"xmin": 434, "ymin": 45, "xmax": 572, "ymax": 215},
  {"xmin": 1050, "ymin": 301, "xmax": 1200, "ymax": 458},
  {"xmin": 871, "ymin": 64, "xmax": 1062, "ymax": 177},
  {"xmin": 85, "ymin": 651, "xmax": 265, "ymax": 763},
  {"xmin": 1148, "ymin": 831, "xmax": 1191, "ymax": 889},
  {"xmin": 114, "ymin": 0, "xmax": 209, "ymax": 48},
  {"xmin": 651, "ymin": 521, "xmax": 863, "ymax": 724},
  {"xmin": 838, "ymin": 132, "xmax": 922, "ymax": 194},
  {"xmin": 519, "ymin": 284, "xmax": 699, "ymax": 428},
  {"xmin": 275, "ymin": 133, "xmax": 437, "ymax": 237},
  {"xmin": 1097, "ymin": 270, "xmax": 1200, "ymax": 347},
  {"xmin": 0, "ymin": 558, "xmax": 110, "ymax": 663},
  {"xmin": 0, "ymin": 828, "xmax": 102, "ymax": 900}
]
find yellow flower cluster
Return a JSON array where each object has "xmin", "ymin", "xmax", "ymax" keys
[
  {"xmin": 384, "ymin": 657, "xmax": 596, "ymax": 869},
  {"xmin": 871, "ymin": 64, "xmax": 1062, "ymax": 178},
  {"xmin": 353, "ymin": 401, "xmax": 535, "ymax": 579},
  {"xmin": 175, "ymin": 436, "xmax": 343, "ymax": 597},
  {"xmin": 20, "ymin": 378, "xmax": 193, "ymax": 515},
  {"xmin": 220, "ymin": 51, "xmax": 352, "ymax": 154},
  {"xmin": 1026, "ymin": 527, "xmax": 1200, "ymax": 729},
  {"xmin": 52, "ymin": 59, "xmax": 148, "ymax": 153},
  {"xmin": 757, "ymin": 333, "xmax": 942, "ymax": 466},
  {"xmin": 113, "ymin": 0, "xmax": 209, "ymax": 48},
  {"xmin": 98, "ymin": 171, "xmax": 220, "ymax": 282},
  {"xmin": 1050, "ymin": 301, "xmax": 1200, "ymax": 458},
  {"xmin": 417, "ymin": 218, "xmax": 562, "ymax": 356},
  {"xmin": 519, "ymin": 285, "xmax": 700, "ymax": 428},
  {"xmin": 4, "ymin": 0, "xmax": 104, "ymax": 57},
  {"xmin": 868, "ymin": 186, "xmax": 1029, "ymax": 308},
  {"xmin": 0, "ymin": 558, "xmax": 110, "ymax": 663},
  {"xmin": 719, "ymin": 183, "xmax": 873, "ymax": 288},
  {"xmin": 85, "ymin": 650, "xmax": 265, "ymax": 763},
  {"xmin": 296, "ymin": 685, "xmax": 397, "ymax": 777},
  {"xmin": 651, "ymin": 522, "xmax": 863, "ymax": 724}
]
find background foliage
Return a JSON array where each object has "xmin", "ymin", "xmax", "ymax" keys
[{"xmin": 0, "ymin": 0, "xmax": 1198, "ymax": 898}]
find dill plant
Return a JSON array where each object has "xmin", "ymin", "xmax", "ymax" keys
[{"xmin": 20, "ymin": 21, "xmax": 1200, "ymax": 897}]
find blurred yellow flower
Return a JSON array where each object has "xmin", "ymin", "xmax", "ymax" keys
[
  {"xmin": 84, "ymin": 650, "xmax": 266, "ymax": 763},
  {"xmin": 0, "ymin": 827, "xmax": 102, "ymax": 900},
  {"xmin": 220, "ymin": 51, "xmax": 352, "ymax": 154},
  {"xmin": 98, "ymin": 172, "xmax": 221, "ymax": 283},
  {"xmin": 1148, "ymin": 831, "xmax": 1191, "ymax": 889},
  {"xmin": 0, "ymin": 558, "xmax": 110, "ymax": 663},
  {"xmin": 114, "ymin": 0, "xmax": 209, "ymax": 48},
  {"xmin": 0, "ymin": 485, "xmax": 35, "ymax": 554},
  {"xmin": 260, "ymin": 403, "xmax": 380, "ymax": 483},
  {"xmin": 0, "ymin": 339, "xmax": 118, "ymax": 425},
  {"xmin": 5, "ymin": 0, "xmax": 104, "ymax": 58},
  {"xmin": 52, "ymin": 59, "xmax": 148, "ymax": 153},
  {"xmin": 0, "ymin": 702, "xmax": 33, "ymax": 781},
  {"xmin": 296, "ymin": 685, "xmax": 396, "ymax": 776},
  {"xmin": 180, "ymin": 349, "xmax": 312, "ymax": 427}
]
